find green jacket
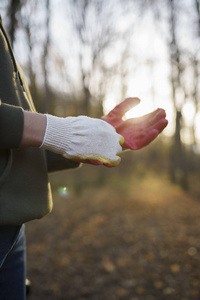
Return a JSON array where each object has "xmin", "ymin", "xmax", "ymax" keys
[{"xmin": 0, "ymin": 16, "xmax": 79, "ymax": 225}]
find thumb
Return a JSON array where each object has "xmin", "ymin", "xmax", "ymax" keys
[{"xmin": 105, "ymin": 97, "xmax": 141, "ymax": 119}]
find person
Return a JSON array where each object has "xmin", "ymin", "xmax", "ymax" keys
[{"xmin": 0, "ymin": 14, "xmax": 168, "ymax": 300}]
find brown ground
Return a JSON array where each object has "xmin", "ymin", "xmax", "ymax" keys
[{"xmin": 26, "ymin": 165, "xmax": 200, "ymax": 300}]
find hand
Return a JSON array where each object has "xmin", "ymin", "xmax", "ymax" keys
[
  {"xmin": 102, "ymin": 97, "xmax": 168, "ymax": 150},
  {"xmin": 41, "ymin": 115, "xmax": 124, "ymax": 167}
]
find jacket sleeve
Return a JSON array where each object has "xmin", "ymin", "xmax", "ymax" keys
[
  {"xmin": 0, "ymin": 100, "xmax": 80, "ymax": 170},
  {"xmin": 45, "ymin": 150, "xmax": 81, "ymax": 173},
  {"xmin": 0, "ymin": 99, "xmax": 24, "ymax": 148}
]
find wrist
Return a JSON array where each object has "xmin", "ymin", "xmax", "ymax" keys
[{"xmin": 21, "ymin": 111, "xmax": 47, "ymax": 147}]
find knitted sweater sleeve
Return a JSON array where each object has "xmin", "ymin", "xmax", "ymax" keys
[{"xmin": 0, "ymin": 100, "xmax": 24, "ymax": 148}]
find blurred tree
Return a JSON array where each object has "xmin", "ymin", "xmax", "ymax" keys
[
  {"xmin": 67, "ymin": 0, "xmax": 131, "ymax": 117},
  {"xmin": 42, "ymin": 0, "xmax": 51, "ymax": 113},
  {"xmin": 68, "ymin": 0, "xmax": 104, "ymax": 115},
  {"xmin": 23, "ymin": 6, "xmax": 38, "ymax": 110},
  {"xmin": 195, "ymin": 0, "xmax": 200, "ymax": 35},
  {"xmin": 16, "ymin": 0, "xmax": 53, "ymax": 113},
  {"xmin": 146, "ymin": 0, "xmax": 199, "ymax": 189},
  {"xmin": 20, "ymin": 0, "xmax": 45, "ymax": 112},
  {"xmin": 192, "ymin": 0, "xmax": 200, "ymax": 146},
  {"xmin": 168, "ymin": 0, "xmax": 188, "ymax": 189},
  {"xmin": 7, "ymin": 0, "xmax": 21, "ymax": 46}
]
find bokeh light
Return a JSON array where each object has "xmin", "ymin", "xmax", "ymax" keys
[{"xmin": 58, "ymin": 186, "xmax": 69, "ymax": 199}]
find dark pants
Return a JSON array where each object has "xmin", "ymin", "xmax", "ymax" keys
[{"xmin": 0, "ymin": 225, "xmax": 26, "ymax": 300}]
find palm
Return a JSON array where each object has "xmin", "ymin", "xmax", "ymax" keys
[{"xmin": 102, "ymin": 97, "xmax": 168, "ymax": 150}]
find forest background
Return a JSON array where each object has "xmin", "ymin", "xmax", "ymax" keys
[{"xmin": 1, "ymin": 0, "xmax": 200, "ymax": 299}]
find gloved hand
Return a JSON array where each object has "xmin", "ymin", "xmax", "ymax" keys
[
  {"xmin": 102, "ymin": 97, "xmax": 168, "ymax": 150},
  {"xmin": 41, "ymin": 114, "xmax": 124, "ymax": 167}
]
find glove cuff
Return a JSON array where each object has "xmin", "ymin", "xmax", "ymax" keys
[{"xmin": 40, "ymin": 114, "xmax": 72, "ymax": 154}]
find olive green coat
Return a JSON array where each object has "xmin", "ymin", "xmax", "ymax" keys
[{"xmin": 0, "ymin": 15, "xmax": 79, "ymax": 225}]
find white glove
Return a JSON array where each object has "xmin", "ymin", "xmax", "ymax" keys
[{"xmin": 40, "ymin": 114, "xmax": 124, "ymax": 167}]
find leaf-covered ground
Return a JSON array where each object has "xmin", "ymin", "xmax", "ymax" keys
[{"xmin": 26, "ymin": 167, "xmax": 200, "ymax": 300}]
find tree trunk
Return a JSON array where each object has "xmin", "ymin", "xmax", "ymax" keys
[
  {"xmin": 42, "ymin": 0, "xmax": 51, "ymax": 113},
  {"xmin": 7, "ymin": 0, "xmax": 21, "ymax": 46},
  {"xmin": 168, "ymin": 0, "xmax": 188, "ymax": 189}
]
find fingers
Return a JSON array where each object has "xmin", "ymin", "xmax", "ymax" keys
[
  {"xmin": 71, "ymin": 153, "xmax": 122, "ymax": 167},
  {"xmin": 106, "ymin": 97, "xmax": 141, "ymax": 119},
  {"xmin": 104, "ymin": 155, "xmax": 121, "ymax": 167},
  {"xmin": 153, "ymin": 118, "xmax": 168, "ymax": 133},
  {"xmin": 124, "ymin": 129, "xmax": 159, "ymax": 150},
  {"xmin": 119, "ymin": 135, "xmax": 125, "ymax": 145},
  {"xmin": 144, "ymin": 109, "xmax": 168, "ymax": 132},
  {"xmin": 133, "ymin": 129, "xmax": 159, "ymax": 149},
  {"xmin": 72, "ymin": 158, "xmax": 104, "ymax": 165},
  {"xmin": 128, "ymin": 108, "xmax": 167, "ymax": 128},
  {"xmin": 148, "ymin": 109, "xmax": 167, "ymax": 126},
  {"xmin": 82, "ymin": 156, "xmax": 121, "ymax": 167}
]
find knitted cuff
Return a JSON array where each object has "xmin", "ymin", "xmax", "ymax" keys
[{"xmin": 40, "ymin": 114, "xmax": 72, "ymax": 155}]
